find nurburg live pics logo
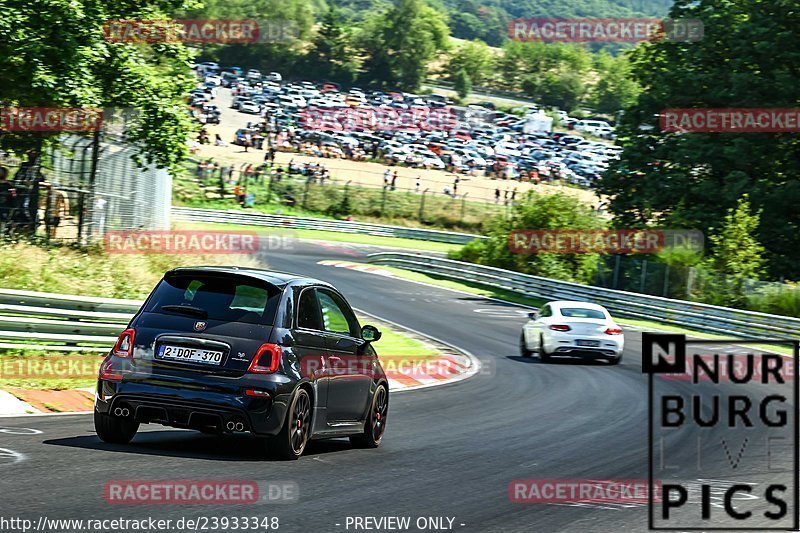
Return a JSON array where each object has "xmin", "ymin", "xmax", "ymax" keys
[{"xmin": 642, "ymin": 333, "xmax": 799, "ymax": 530}]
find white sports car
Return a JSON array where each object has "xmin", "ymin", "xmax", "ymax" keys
[{"xmin": 520, "ymin": 301, "xmax": 624, "ymax": 364}]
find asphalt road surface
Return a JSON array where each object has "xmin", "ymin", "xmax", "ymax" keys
[{"xmin": 0, "ymin": 239, "xmax": 795, "ymax": 532}]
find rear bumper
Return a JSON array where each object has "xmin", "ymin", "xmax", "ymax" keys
[
  {"xmin": 551, "ymin": 346, "xmax": 621, "ymax": 359},
  {"xmin": 94, "ymin": 377, "xmax": 292, "ymax": 436}
]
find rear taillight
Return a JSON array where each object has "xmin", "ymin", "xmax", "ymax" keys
[
  {"xmin": 245, "ymin": 388, "xmax": 271, "ymax": 398},
  {"xmin": 248, "ymin": 343, "xmax": 281, "ymax": 374},
  {"xmin": 98, "ymin": 356, "xmax": 122, "ymax": 382},
  {"xmin": 549, "ymin": 324, "xmax": 572, "ymax": 332},
  {"xmin": 605, "ymin": 326, "xmax": 623, "ymax": 335},
  {"xmin": 112, "ymin": 329, "xmax": 135, "ymax": 358}
]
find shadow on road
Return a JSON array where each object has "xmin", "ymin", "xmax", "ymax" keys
[
  {"xmin": 44, "ymin": 431, "xmax": 355, "ymax": 462},
  {"xmin": 506, "ymin": 355, "xmax": 613, "ymax": 366}
]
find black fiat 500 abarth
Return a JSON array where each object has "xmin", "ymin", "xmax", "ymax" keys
[{"xmin": 94, "ymin": 266, "xmax": 388, "ymax": 460}]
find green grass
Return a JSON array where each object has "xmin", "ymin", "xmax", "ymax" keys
[
  {"xmin": 0, "ymin": 239, "xmax": 264, "ymax": 299},
  {"xmin": 368, "ymin": 322, "xmax": 439, "ymax": 360},
  {"xmin": 173, "ymin": 221, "xmax": 464, "ymax": 254}
]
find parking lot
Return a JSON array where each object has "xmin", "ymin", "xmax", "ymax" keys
[{"xmin": 188, "ymin": 64, "xmax": 614, "ymax": 205}]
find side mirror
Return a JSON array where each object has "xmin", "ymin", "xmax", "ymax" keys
[
  {"xmin": 528, "ymin": 311, "xmax": 539, "ymax": 320},
  {"xmin": 361, "ymin": 325, "xmax": 382, "ymax": 342}
]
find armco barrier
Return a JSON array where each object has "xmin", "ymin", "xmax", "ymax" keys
[
  {"xmin": 367, "ymin": 252, "xmax": 800, "ymax": 339},
  {"xmin": 0, "ymin": 289, "xmax": 139, "ymax": 351},
  {"xmin": 171, "ymin": 206, "xmax": 484, "ymax": 245}
]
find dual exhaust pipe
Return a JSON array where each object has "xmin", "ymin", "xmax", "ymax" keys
[
  {"xmin": 113, "ymin": 404, "xmax": 245, "ymax": 432},
  {"xmin": 226, "ymin": 420, "xmax": 245, "ymax": 432}
]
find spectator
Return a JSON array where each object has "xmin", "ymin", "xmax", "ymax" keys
[
  {"xmin": 495, "ymin": 188, "xmax": 501, "ymax": 204},
  {"xmin": 383, "ymin": 169, "xmax": 390, "ymax": 189},
  {"xmin": 415, "ymin": 177, "xmax": 421, "ymax": 193},
  {"xmin": 0, "ymin": 166, "xmax": 14, "ymax": 232},
  {"xmin": 391, "ymin": 171, "xmax": 398, "ymax": 191}
]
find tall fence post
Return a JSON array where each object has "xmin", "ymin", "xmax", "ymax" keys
[
  {"xmin": 640, "ymin": 259, "xmax": 648, "ymax": 294},
  {"xmin": 419, "ymin": 188, "xmax": 429, "ymax": 222}
]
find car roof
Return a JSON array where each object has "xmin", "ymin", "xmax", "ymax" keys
[
  {"xmin": 167, "ymin": 266, "xmax": 332, "ymax": 289},
  {"xmin": 547, "ymin": 300, "xmax": 608, "ymax": 311}
]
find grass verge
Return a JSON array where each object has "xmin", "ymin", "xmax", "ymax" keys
[
  {"xmin": 0, "ymin": 239, "xmax": 265, "ymax": 299},
  {"xmin": 172, "ymin": 220, "xmax": 464, "ymax": 254}
]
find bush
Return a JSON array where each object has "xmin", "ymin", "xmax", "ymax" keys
[{"xmin": 450, "ymin": 191, "xmax": 604, "ymax": 284}]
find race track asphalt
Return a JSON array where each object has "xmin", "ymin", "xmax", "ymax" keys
[{"xmin": 0, "ymin": 239, "xmax": 794, "ymax": 532}]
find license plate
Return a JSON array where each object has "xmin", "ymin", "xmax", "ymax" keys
[
  {"xmin": 576, "ymin": 340, "xmax": 600, "ymax": 347},
  {"xmin": 156, "ymin": 344, "xmax": 224, "ymax": 366}
]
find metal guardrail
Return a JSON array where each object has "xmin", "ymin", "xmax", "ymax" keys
[
  {"xmin": 172, "ymin": 207, "xmax": 484, "ymax": 245},
  {"xmin": 367, "ymin": 253, "xmax": 800, "ymax": 339},
  {"xmin": 0, "ymin": 289, "xmax": 139, "ymax": 352},
  {"xmin": 5, "ymin": 253, "xmax": 799, "ymax": 351}
]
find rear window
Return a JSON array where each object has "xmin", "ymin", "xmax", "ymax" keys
[
  {"xmin": 559, "ymin": 307, "xmax": 606, "ymax": 319},
  {"xmin": 145, "ymin": 274, "xmax": 282, "ymax": 325}
]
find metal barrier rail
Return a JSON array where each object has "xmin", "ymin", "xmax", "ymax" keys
[
  {"xmin": 0, "ymin": 289, "xmax": 139, "ymax": 352},
  {"xmin": 367, "ymin": 253, "xmax": 800, "ymax": 339},
  {"xmin": 171, "ymin": 206, "xmax": 484, "ymax": 245}
]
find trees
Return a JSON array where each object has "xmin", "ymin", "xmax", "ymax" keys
[
  {"xmin": 600, "ymin": 0, "xmax": 800, "ymax": 279},
  {"xmin": 306, "ymin": 6, "xmax": 359, "ymax": 84},
  {"xmin": 453, "ymin": 69, "xmax": 472, "ymax": 99},
  {"xmin": 187, "ymin": 0, "xmax": 313, "ymax": 79},
  {"xmin": 592, "ymin": 52, "xmax": 640, "ymax": 115},
  {"xmin": 452, "ymin": 192, "xmax": 604, "ymax": 284},
  {"xmin": 444, "ymin": 40, "xmax": 493, "ymax": 86},
  {"xmin": 359, "ymin": 0, "xmax": 449, "ymax": 90},
  {"xmin": 0, "ymin": 0, "xmax": 198, "ymax": 170}
]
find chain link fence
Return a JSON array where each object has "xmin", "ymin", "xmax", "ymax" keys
[{"xmin": 0, "ymin": 134, "xmax": 171, "ymax": 244}]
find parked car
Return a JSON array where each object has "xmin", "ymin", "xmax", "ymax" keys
[
  {"xmin": 520, "ymin": 301, "xmax": 624, "ymax": 364},
  {"xmin": 94, "ymin": 267, "xmax": 389, "ymax": 460},
  {"xmin": 239, "ymin": 100, "xmax": 262, "ymax": 114}
]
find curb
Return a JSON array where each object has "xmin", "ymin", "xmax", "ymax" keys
[{"xmin": 353, "ymin": 308, "xmax": 481, "ymax": 393}]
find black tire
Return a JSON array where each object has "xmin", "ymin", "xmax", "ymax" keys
[
  {"xmin": 539, "ymin": 335, "xmax": 552, "ymax": 363},
  {"xmin": 94, "ymin": 410, "xmax": 139, "ymax": 444},
  {"xmin": 608, "ymin": 354, "xmax": 623, "ymax": 365},
  {"xmin": 350, "ymin": 384, "xmax": 388, "ymax": 449},
  {"xmin": 270, "ymin": 388, "xmax": 312, "ymax": 460},
  {"xmin": 519, "ymin": 332, "xmax": 533, "ymax": 358}
]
